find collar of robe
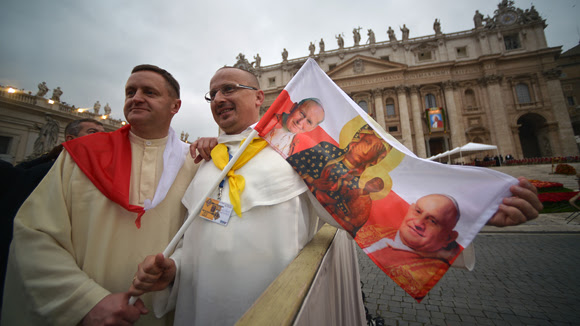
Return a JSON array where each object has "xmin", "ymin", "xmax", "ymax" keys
[{"xmin": 63, "ymin": 125, "xmax": 188, "ymax": 228}]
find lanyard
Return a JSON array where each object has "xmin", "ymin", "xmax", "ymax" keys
[{"xmin": 217, "ymin": 151, "xmax": 232, "ymax": 201}]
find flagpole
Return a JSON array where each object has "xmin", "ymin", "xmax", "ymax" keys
[{"xmin": 129, "ymin": 129, "xmax": 260, "ymax": 305}]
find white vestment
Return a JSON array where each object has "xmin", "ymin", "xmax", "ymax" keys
[
  {"xmin": 2, "ymin": 130, "xmax": 196, "ymax": 326},
  {"xmin": 153, "ymin": 129, "xmax": 365, "ymax": 325},
  {"xmin": 262, "ymin": 125, "xmax": 295, "ymax": 158}
]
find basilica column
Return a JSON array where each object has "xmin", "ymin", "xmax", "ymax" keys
[
  {"xmin": 543, "ymin": 69, "xmax": 578, "ymax": 156},
  {"xmin": 372, "ymin": 88, "xmax": 386, "ymax": 130},
  {"xmin": 442, "ymin": 81, "xmax": 466, "ymax": 147},
  {"xmin": 409, "ymin": 86, "xmax": 426, "ymax": 158},
  {"xmin": 481, "ymin": 75, "xmax": 515, "ymax": 155},
  {"xmin": 396, "ymin": 86, "xmax": 413, "ymax": 151}
]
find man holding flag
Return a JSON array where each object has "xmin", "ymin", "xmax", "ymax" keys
[
  {"xmin": 2, "ymin": 64, "xmax": 200, "ymax": 325},
  {"xmin": 130, "ymin": 62, "xmax": 542, "ymax": 324},
  {"xmin": 130, "ymin": 66, "xmax": 366, "ymax": 325}
]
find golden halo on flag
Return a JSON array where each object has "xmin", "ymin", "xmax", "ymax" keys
[
  {"xmin": 358, "ymin": 171, "xmax": 393, "ymax": 201},
  {"xmin": 338, "ymin": 116, "xmax": 367, "ymax": 149}
]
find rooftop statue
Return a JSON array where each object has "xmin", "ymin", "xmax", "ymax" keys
[
  {"xmin": 387, "ymin": 26, "xmax": 397, "ymax": 42},
  {"xmin": 367, "ymin": 29, "xmax": 376, "ymax": 45},
  {"xmin": 51, "ymin": 87, "xmax": 63, "ymax": 102},
  {"xmin": 36, "ymin": 81, "xmax": 49, "ymax": 97},
  {"xmin": 353, "ymin": 27, "xmax": 362, "ymax": 46},
  {"xmin": 400, "ymin": 24, "xmax": 409, "ymax": 41},
  {"xmin": 336, "ymin": 34, "xmax": 344, "ymax": 49}
]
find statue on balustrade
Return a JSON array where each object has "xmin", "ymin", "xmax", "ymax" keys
[
  {"xmin": 51, "ymin": 87, "xmax": 63, "ymax": 102},
  {"xmin": 36, "ymin": 82, "xmax": 49, "ymax": 97}
]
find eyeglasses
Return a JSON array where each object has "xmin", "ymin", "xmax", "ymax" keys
[{"xmin": 204, "ymin": 84, "xmax": 258, "ymax": 102}]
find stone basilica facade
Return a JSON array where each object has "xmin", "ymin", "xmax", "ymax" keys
[
  {"xmin": 0, "ymin": 86, "xmax": 122, "ymax": 164},
  {"xmin": 234, "ymin": 1, "xmax": 578, "ymax": 159}
]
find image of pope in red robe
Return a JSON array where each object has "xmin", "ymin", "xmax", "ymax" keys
[{"xmin": 356, "ymin": 194, "xmax": 462, "ymax": 301}]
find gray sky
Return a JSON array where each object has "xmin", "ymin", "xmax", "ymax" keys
[{"xmin": 1, "ymin": 0, "xmax": 578, "ymax": 138}]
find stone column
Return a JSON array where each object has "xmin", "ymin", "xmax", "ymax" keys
[
  {"xmin": 481, "ymin": 75, "xmax": 516, "ymax": 155},
  {"xmin": 409, "ymin": 86, "xmax": 427, "ymax": 157},
  {"xmin": 543, "ymin": 69, "xmax": 579, "ymax": 156},
  {"xmin": 478, "ymin": 32, "xmax": 490, "ymax": 55},
  {"xmin": 510, "ymin": 125, "xmax": 524, "ymax": 158},
  {"xmin": 442, "ymin": 81, "xmax": 466, "ymax": 147},
  {"xmin": 372, "ymin": 88, "xmax": 386, "ymax": 130},
  {"xmin": 544, "ymin": 122, "xmax": 559, "ymax": 157},
  {"xmin": 396, "ymin": 86, "xmax": 413, "ymax": 151}
]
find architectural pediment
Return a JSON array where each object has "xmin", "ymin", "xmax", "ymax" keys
[
  {"xmin": 327, "ymin": 55, "xmax": 407, "ymax": 79},
  {"xmin": 410, "ymin": 41, "xmax": 438, "ymax": 53}
]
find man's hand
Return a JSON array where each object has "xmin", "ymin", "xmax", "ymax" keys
[
  {"xmin": 190, "ymin": 137, "xmax": 218, "ymax": 163},
  {"xmin": 128, "ymin": 253, "xmax": 176, "ymax": 297},
  {"xmin": 487, "ymin": 177, "xmax": 543, "ymax": 227},
  {"xmin": 81, "ymin": 292, "xmax": 147, "ymax": 326}
]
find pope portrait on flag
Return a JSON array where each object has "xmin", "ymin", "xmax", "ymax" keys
[{"xmin": 254, "ymin": 58, "xmax": 516, "ymax": 301}]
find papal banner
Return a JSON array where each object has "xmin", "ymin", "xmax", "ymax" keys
[{"xmin": 254, "ymin": 58, "xmax": 516, "ymax": 301}]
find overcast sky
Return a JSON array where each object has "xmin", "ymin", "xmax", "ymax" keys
[{"xmin": 1, "ymin": 0, "xmax": 578, "ymax": 138}]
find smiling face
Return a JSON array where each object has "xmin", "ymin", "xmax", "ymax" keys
[
  {"xmin": 285, "ymin": 101, "xmax": 325, "ymax": 134},
  {"xmin": 123, "ymin": 70, "xmax": 181, "ymax": 139},
  {"xmin": 399, "ymin": 194, "xmax": 458, "ymax": 253},
  {"xmin": 209, "ymin": 68, "xmax": 264, "ymax": 135}
]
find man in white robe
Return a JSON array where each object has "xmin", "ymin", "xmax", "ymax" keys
[
  {"xmin": 2, "ymin": 64, "xmax": 199, "ymax": 325},
  {"xmin": 130, "ymin": 67, "xmax": 365, "ymax": 325}
]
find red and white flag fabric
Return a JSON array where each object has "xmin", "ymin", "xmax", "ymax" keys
[{"xmin": 254, "ymin": 58, "xmax": 516, "ymax": 301}]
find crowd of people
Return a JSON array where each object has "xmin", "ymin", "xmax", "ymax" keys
[{"xmin": 1, "ymin": 64, "xmax": 543, "ymax": 325}]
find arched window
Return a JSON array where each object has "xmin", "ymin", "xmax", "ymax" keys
[
  {"xmin": 464, "ymin": 89, "xmax": 476, "ymax": 108},
  {"xmin": 385, "ymin": 98, "xmax": 396, "ymax": 117},
  {"xmin": 358, "ymin": 101, "xmax": 368, "ymax": 113},
  {"xmin": 515, "ymin": 83, "xmax": 532, "ymax": 104},
  {"xmin": 425, "ymin": 93, "xmax": 437, "ymax": 108}
]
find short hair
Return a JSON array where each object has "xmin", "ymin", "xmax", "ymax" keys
[
  {"xmin": 131, "ymin": 64, "xmax": 180, "ymax": 98},
  {"xmin": 216, "ymin": 66, "xmax": 260, "ymax": 89},
  {"xmin": 65, "ymin": 118, "xmax": 103, "ymax": 137}
]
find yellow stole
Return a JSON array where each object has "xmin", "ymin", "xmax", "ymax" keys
[{"xmin": 211, "ymin": 138, "xmax": 268, "ymax": 217}]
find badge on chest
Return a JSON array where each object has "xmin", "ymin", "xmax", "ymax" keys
[{"xmin": 200, "ymin": 197, "xmax": 233, "ymax": 226}]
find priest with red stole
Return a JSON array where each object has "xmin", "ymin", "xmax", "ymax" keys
[{"xmin": 2, "ymin": 64, "xmax": 200, "ymax": 325}]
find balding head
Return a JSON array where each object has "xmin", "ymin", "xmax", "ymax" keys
[
  {"xmin": 208, "ymin": 67, "xmax": 264, "ymax": 135},
  {"xmin": 398, "ymin": 194, "xmax": 460, "ymax": 253}
]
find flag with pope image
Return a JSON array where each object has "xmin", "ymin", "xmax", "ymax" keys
[{"xmin": 254, "ymin": 58, "xmax": 516, "ymax": 301}]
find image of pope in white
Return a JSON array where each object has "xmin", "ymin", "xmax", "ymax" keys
[{"xmin": 262, "ymin": 98, "xmax": 325, "ymax": 157}]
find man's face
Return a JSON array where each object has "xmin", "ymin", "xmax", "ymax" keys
[
  {"xmin": 123, "ymin": 70, "xmax": 180, "ymax": 138},
  {"xmin": 65, "ymin": 122, "xmax": 105, "ymax": 141},
  {"xmin": 285, "ymin": 101, "xmax": 324, "ymax": 134},
  {"xmin": 77, "ymin": 122, "xmax": 105, "ymax": 137},
  {"xmin": 209, "ymin": 68, "xmax": 263, "ymax": 135},
  {"xmin": 345, "ymin": 133, "xmax": 385, "ymax": 167},
  {"xmin": 399, "ymin": 195, "xmax": 458, "ymax": 252}
]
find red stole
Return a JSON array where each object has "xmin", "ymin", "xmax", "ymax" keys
[{"xmin": 62, "ymin": 124, "xmax": 146, "ymax": 228}]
